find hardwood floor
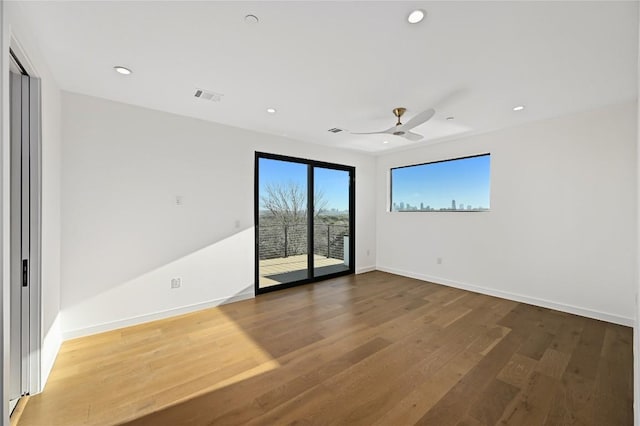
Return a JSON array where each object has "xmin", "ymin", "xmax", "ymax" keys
[{"xmin": 17, "ymin": 271, "xmax": 633, "ymax": 425}]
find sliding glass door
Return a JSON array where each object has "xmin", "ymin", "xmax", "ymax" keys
[
  {"xmin": 313, "ymin": 167, "xmax": 351, "ymax": 278},
  {"xmin": 255, "ymin": 153, "xmax": 354, "ymax": 293},
  {"xmin": 257, "ymin": 158, "xmax": 309, "ymax": 287}
]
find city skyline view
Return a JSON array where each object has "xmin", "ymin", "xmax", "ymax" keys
[
  {"xmin": 391, "ymin": 154, "xmax": 491, "ymax": 212},
  {"xmin": 392, "ymin": 199, "xmax": 489, "ymax": 212}
]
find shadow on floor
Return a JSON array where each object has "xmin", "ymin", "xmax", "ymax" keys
[{"xmin": 264, "ymin": 264, "xmax": 350, "ymax": 284}]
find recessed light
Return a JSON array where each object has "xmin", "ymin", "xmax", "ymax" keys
[
  {"xmin": 113, "ymin": 66, "xmax": 132, "ymax": 75},
  {"xmin": 407, "ymin": 9, "xmax": 425, "ymax": 24},
  {"xmin": 383, "ymin": 140, "xmax": 389, "ymax": 144},
  {"xmin": 266, "ymin": 108, "xmax": 277, "ymax": 114},
  {"xmin": 446, "ymin": 116, "xmax": 455, "ymax": 121},
  {"xmin": 513, "ymin": 105, "xmax": 525, "ymax": 111},
  {"xmin": 245, "ymin": 14, "xmax": 259, "ymax": 24}
]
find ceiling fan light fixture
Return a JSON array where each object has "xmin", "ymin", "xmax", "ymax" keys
[
  {"xmin": 351, "ymin": 106, "xmax": 434, "ymax": 142},
  {"xmin": 407, "ymin": 9, "xmax": 425, "ymax": 24}
]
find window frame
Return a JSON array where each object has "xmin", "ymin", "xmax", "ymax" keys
[{"xmin": 389, "ymin": 153, "xmax": 491, "ymax": 213}]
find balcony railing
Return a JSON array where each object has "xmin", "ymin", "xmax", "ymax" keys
[{"xmin": 258, "ymin": 223, "xmax": 349, "ymax": 260}]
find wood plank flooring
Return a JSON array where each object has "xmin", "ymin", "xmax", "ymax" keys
[{"xmin": 17, "ymin": 271, "xmax": 633, "ymax": 425}]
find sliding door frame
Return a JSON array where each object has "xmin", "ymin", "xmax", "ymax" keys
[{"xmin": 254, "ymin": 152, "xmax": 355, "ymax": 295}]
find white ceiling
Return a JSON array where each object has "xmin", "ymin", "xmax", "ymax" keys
[{"xmin": 17, "ymin": 1, "xmax": 639, "ymax": 153}]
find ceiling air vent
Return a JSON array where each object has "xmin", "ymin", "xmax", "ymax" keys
[
  {"xmin": 194, "ymin": 88, "xmax": 223, "ymax": 102},
  {"xmin": 328, "ymin": 128, "xmax": 343, "ymax": 133}
]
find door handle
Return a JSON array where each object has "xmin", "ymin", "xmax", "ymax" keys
[{"xmin": 22, "ymin": 259, "xmax": 28, "ymax": 287}]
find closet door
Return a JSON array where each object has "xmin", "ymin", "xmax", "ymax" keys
[
  {"xmin": 9, "ymin": 69, "xmax": 31, "ymax": 415},
  {"xmin": 9, "ymin": 51, "xmax": 42, "ymax": 416}
]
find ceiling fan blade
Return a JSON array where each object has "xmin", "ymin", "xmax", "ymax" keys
[
  {"xmin": 351, "ymin": 126, "xmax": 395, "ymax": 135},
  {"xmin": 402, "ymin": 108, "xmax": 435, "ymax": 130},
  {"xmin": 403, "ymin": 131, "xmax": 424, "ymax": 141}
]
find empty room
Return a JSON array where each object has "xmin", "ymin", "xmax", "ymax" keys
[{"xmin": 1, "ymin": 1, "xmax": 639, "ymax": 425}]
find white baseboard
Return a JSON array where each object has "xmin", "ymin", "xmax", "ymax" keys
[
  {"xmin": 356, "ymin": 265, "xmax": 376, "ymax": 274},
  {"xmin": 60, "ymin": 267, "xmax": 381, "ymax": 341},
  {"xmin": 376, "ymin": 265, "xmax": 634, "ymax": 327},
  {"xmin": 40, "ymin": 313, "xmax": 62, "ymax": 392},
  {"xmin": 62, "ymin": 290, "xmax": 255, "ymax": 340}
]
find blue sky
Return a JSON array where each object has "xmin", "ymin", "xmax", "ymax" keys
[
  {"xmin": 391, "ymin": 155, "xmax": 490, "ymax": 209},
  {"xmin": 259, "ymin": 158, "xmax": 350, "ymax": 211}
]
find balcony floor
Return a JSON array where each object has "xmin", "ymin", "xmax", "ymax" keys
[{"xmin": 259, "ymin": 254, "xmax": 347, "ymax": 288}]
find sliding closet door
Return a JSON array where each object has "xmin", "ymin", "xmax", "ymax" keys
[
  {"xmin": 255, "ymin": 153, "xmax": 355, "ymax": 294},
  {"xmin": 9, "ymin": 67, "xmax": 27, "ymax": 416},
  {"xmin": 9, "ymin": 56, "xmax": 42, "ymax": 414}
]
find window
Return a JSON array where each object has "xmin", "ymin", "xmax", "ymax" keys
[{"xmin": 390, "ymin": 154, "xmax": 490, "ymax": 212}]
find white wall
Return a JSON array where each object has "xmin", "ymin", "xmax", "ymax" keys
[
  {"xmin": 376, "ymin": 101, "xmax": 637, "ymax": 325},
  {"xmin": 3, "ymin": 0, "xmax": 63, "ymax": 396},
  {"xmin": 60, "ymin": 92, "xmax": 376, "ymax": 338}
]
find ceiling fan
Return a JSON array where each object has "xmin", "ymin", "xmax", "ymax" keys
[{"xmin": 352, "ymin": 107, "xmax": 435, "ymax": 141}]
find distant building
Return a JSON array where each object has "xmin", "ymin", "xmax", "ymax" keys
[{"xmin": 451, "ymin": 199, "xmax": 456, "ymax": 210}]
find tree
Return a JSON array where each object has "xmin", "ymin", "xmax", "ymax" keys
[
  {"xmin": 260, "ymin": 181, "xmax": 328, "ymax": 225},
  {"xmin": 261, "ymin": 181, "xmax": 306, "ymax": 227},
  {"xmin": 259, "ymin": 181, "xmax": 329, "ymax": 258}
]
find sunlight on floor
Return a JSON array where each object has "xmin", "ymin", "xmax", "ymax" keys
[
  {"xmin": 170, "ymin": 313, "xmax": 281, "ymax": 405},
  {"xmin": 17, "ymin": 307, "xmax": 281, "ymax": 426}
]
